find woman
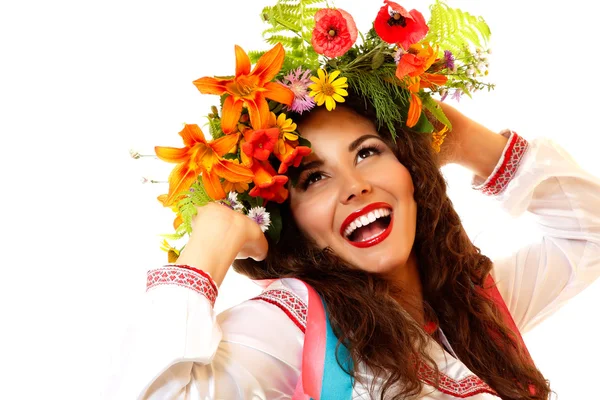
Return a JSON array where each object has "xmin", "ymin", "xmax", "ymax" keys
[
  {"xmin": 113, "ymin": 2, "xmax": 600, "ymax": 399},
  {"xmin": 112, "ymin": 92, "xmax": 600, "ymax": 399}
]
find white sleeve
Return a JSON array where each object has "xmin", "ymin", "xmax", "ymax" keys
[
  {"xmin": 108, "ymin": 266, "xmax": 304, "ymax": 399},
  {"xmin": 472, "ymin": 130, "xmax": 600, "ymax": 334}
]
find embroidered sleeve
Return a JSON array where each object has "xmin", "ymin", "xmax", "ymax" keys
[
  {"xmin": 251, "ymin": 289, "xmax": 308, "ymax": 333},
  {"xmin": 481, "ymin": 134, "xmax": 600, "ymax": 333},
  {"xmin": 110, "ymin": 273, "xmax": 303, "ymax": 399},
  {"xmin": 146, "ymin": 264, "xmax": 218, "ymax": 307},
  {"xmin": 472, "ymin": 130, "xmax": 529, "ymax": 195}
]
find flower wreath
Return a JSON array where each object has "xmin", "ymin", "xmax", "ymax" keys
[{"xmin": 137, "ymin": 0, "xmax": 493, "ymax": 260}]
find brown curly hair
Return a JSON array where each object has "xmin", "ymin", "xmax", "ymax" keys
[{"xmin": 233, "ymin": 94, "xmax": 551, "ymax": 399}]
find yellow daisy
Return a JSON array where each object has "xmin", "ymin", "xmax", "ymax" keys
[
  {"xmin": 223, "ymin": 179, "xmax": 250, "ymax": 193},
  {"xmin": 160, "ymin": 239, "xmax": 180, "ymax": 263},
  {"xmin": 308, "ymin": 69, "xmax": 348, "ymax": 111},
  {"xmin": 270, "ymin": 112, "xmax": 298, "ymax": 155}
]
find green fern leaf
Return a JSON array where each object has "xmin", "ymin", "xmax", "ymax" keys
[
  {"xmin": 259, "ymin": 0, "xmax": 325, "ymax": 70},
  {"xmin": 264, "ymin": 35, "xmax": 297, "ymax": 47},
  {"xmin": 207, "ymin": 116, "xmax": 224, "ymax": 140},
  {"xmin": 159, "ymin": 231, "xmax": 186, "ymax": 240},
  {"xmin": 248, "ymin": 50, "xmax": 267, "ymax": 64},
  {"xmin": 425, "ymin": 0, "xmax": 491, "ymax": 57},
  {"xmin": 190, "ymin": 180, "xmax": 212, "ymax": 206}
]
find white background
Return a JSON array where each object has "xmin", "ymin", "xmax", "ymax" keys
[{"xmin": 1, "ymin": 0, "xmax": 599, "ymax": 398}]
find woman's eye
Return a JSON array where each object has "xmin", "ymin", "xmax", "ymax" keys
[
  {"xmin": 301, "ymin": 171, "xmax": 324, "ymax": 189},
  {"xmin": 357, "ymin": 146, "xmax": 381, "ymax": 162}
]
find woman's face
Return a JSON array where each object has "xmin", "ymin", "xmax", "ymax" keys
[{"xmin": 289, "ymin": 106, "xmax": 418, "ymax": 275}]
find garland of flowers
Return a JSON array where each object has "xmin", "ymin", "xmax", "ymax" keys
[{"xmin": 138, "ymin": 0, "xmax": 492, "ymax": 258}]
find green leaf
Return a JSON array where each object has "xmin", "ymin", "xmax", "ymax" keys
[
  {"xmin": 207, "ymin": 115, "xmax": 224, "ymax": 140},
  {"xmin": 248, "ymin": 50, "xmax": 266, "ymax": 64},
  {"xmin": 425, "ymin": 0, "xmax": 491, "ymax": 58},
  {"xmin": 297, "ymin": 135, "xmax": 312, "ymax": 148},
  {"xmin": 159, "ymin": 231, "xmax": 186, "ymax": 240},
  {"xmin": 222, "ymin": 153, "xmax": 238, "ymax": 160},
  {"xmin": 371, "ymin": 50, "xmax": 385, "ymax": 70},
  {"xmin": 265, "ymin": 204, "xmax": 282, "ymax": 244},
  {"xmin": 422, "ymin": 94, "xmax": 452, "ymax": 130},
  {"xmin": 239, "ymin": 190, "xmax": 264, "ymax": 209},
  {"xmin": 259, "ymin": 0, "xmax": 325, "ymax": 71},
  {"xmin": 190, "ymin": 180, "xmax": 212, "ymax": 207},
  {"xmin": 412, "ymin": 111, "xmax": 434, "ymax": 133},
  {"xmin": 344, "ymin": 66, "xmax": 409, "ymax": 140}
]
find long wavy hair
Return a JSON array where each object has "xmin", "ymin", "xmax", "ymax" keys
[{"xmin": 233, "ymin": 94, "xmax": 551, "ymax": 399}]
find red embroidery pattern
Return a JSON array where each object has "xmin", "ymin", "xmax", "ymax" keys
[
  {"xmin": 252, "ymin": 289, "xmax": 308, "ymax": 333},
  {"xmin": 477, "ymin": 131, "xmax": 529, "ymax": 196},
  {"xmin": 146, "ymin": 265, "xmax": 218, "ymax": 306},
  {"xmin": 418, "ymin": 362, "xmax": 498, "ymax": 398}
]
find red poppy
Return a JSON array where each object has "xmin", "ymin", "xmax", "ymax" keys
[
  {"xmin": 241, "ymin": 127, "xmax": 279, "ymax": 161},
  {"xmin": 374, "ymin": 0, "xmax": 428, "ymax": 49},
  {"xmin": 311, "ymin": 8, "xmax": 358, "ymax": 58},
  {"xmin": 249, "ymin": 160, "xmax": 289, "ymax": 203}
]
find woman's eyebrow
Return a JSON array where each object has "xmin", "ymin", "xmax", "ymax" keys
[
  {"xmin": 296, "ymin": 159, "xmax": 323, "ymax": 175},
  {"xmin": 348, "ymin": 134, "xmax": 382, "ymax": 152},
  {"xmin": 297, "ymin": 134, "xmax": 383, "ymax": 174}
]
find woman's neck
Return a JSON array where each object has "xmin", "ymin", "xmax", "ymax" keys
[{"xmin": 385, "ymin": 249, "xmax": 425, "ymax": 326}]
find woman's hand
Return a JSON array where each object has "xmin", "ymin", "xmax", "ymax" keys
[
  {"xmin": 176, "ymin": 202, "xmax": 269, "ymax": 286},
  {"xmin": 429, "ymin": 100, "xmax": 471, "ymax": 167},
  {"xmin": 434, "ymin": 100, "xmax": 510, "ymax": 179}
]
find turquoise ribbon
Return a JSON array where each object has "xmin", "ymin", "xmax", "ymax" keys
[{"xmin": 319, "ymin": 301, "xmax": 354, "ymax": 399}]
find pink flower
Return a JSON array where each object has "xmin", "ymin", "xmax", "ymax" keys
[
  {"xmin": 280, "ymin": 67, "xmax": 316, "ymax": 114},
  {"xmin": 311, "ymin": 8, "xmax": 358, "ymax": 58}
]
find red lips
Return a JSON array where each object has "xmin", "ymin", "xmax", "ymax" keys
[{"xmin": 340, "ymin": 202, "xmax": 393, "ymax": 248}]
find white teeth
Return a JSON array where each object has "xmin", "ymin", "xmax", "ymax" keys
[{"xmin": 343, "ymin": 207, "xmax": 393, "ymax": 238}]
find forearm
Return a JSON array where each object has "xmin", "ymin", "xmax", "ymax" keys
[
  {"xmin": 454, "ymin": 122, "xmax": 509, "ymax": 181},
  {"xmin": 435, "ymin": 101, "xmax": 509, "ymax": 178}
]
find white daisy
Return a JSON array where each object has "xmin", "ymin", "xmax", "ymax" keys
[
  {"xmin": 247, "ymin": 206, "xmax": 271, "ymax": 233},
  {"xmin": 227, "ymin": 192, "xmax": 244, "ymax": 212}
]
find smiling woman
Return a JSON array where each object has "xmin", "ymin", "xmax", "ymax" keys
[
  {"xmin": 287, "ymin": 106, "xmax": 418, "ymax": 278},
  {"xmin": 108, "ymin": 1, "xmax": 600, "ymax": 399}
]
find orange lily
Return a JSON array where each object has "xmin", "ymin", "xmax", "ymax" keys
[
  {"xmin": 155, "ymin": 124, "xmax": 254, "ymax": 205},
  {"xmin": 406, "ymin": 77, "xmax": 422, "ymax": 128},
  {"xmin": 249, "ymin": 160, "xmax": 289, "ymax": 203},
  {"xmin": 193, "ymin": 43, "xmax": 294, "ymax": 133},
  {"xmin": 222, "ymin": 159, "xmax": 253, "ymax": 193}
]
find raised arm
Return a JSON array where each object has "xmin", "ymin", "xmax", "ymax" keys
[
  {"xmin": 108, "ymin": 204, "xmax": 303, "ymax": 399},
  {"xmin": 440, "ymin": 102, "xmax": 600, "ymax": 333}
]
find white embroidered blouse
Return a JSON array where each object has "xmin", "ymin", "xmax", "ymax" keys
[{"xmin": 108, "ymin": 131, "xmax": 600, "ymax": 399}]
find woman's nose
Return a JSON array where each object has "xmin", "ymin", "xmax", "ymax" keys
[{"xmin": 339, "ymin": 171, "xmax": 372, "ymax": 204}]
